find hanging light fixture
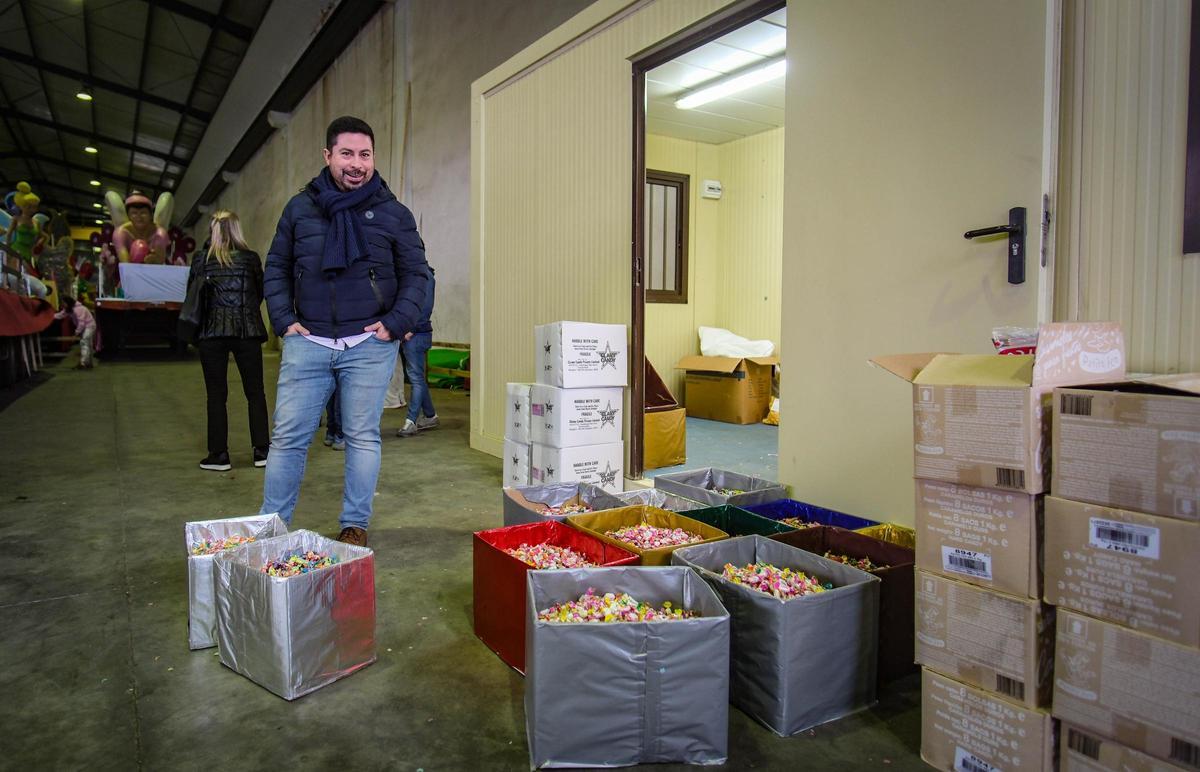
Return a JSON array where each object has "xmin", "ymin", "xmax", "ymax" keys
[
  {"xmin": 93, "ymin": 202, "xmax": 103, "ymax": 209},
  {"xmin": 84, "ymin": 144, "xmax": 98, "ymax": 154},
  {"xmin": 76, "ymin": 83, "xmax": 93, "ymax": 101},
  {"xmin": 675, "ymin": 56, "xmax": 787, "ymax": 110},
  {"xmin": 89, "ymin": 179, "xmax": 101, "ymax": 186}
]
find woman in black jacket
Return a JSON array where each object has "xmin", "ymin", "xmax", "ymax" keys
[{"xmin": 191, "ymin": 210, "xmax": 270, "ymax": 471}]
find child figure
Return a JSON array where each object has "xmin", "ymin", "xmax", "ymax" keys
[{"xmin": 54, "ymin": 296, "xmax": 97, "ymax": 369}]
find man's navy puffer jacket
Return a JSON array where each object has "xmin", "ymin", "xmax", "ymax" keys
[{"xmin": 263, "ymin": 174, "xmax": 428, "ymax": 340}]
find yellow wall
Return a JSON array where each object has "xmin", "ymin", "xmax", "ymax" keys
[{"xmin": 1054, "ymin": 0, "xmax": 1200, "ymax": 372}]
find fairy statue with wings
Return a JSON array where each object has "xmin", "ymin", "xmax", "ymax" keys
[{"xmin": 105, "ymin": 189, "xmax": 174, "ymax": 264}]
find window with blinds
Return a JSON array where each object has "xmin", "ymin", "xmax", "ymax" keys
[{"xmin": 644, "ymin": 170, "xmax": 689, "ymax": 303}]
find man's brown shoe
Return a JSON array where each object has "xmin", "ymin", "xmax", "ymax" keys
[{"xmin": 337, "ymin": 527, "xmax": 368, "ymax": 547}]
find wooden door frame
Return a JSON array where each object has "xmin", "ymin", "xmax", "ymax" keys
[{"xmin": 628, "ymin": 0, "xmax": 785, "ymax": 478}]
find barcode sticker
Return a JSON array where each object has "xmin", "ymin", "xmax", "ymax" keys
[
  {"xmin": 1089, "ymin": 518, "xmax": 1160, "ymax": 559},
  {"xmin": 1067, "ymin": 728, "xmax": 1101, "ymax": 760},
  {"xmin": 995, "ymin": 674, "xmax": 1025, "ymax": 701},
  {"xmin": 1170, "ymin": 738, "xmax": 1200, "ymax": 768},
  {"xmin": 1061, "ymin": 394, "xmax": 1093, "ymax": 416},
  {"xmin": 995, "ymin": 467, "xmax": 1026, "ymax": 490},
  {"xmin": 942, "ymin": 546, "xmax": 993, "ymax": 580},
  {"xmin": 954, "ymin": 747, "xmax": 998, "ymax": 772}
]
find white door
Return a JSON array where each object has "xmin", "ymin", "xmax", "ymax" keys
[{"xmin": 780, "ymin": 0, "xmax": 1055, "ymax": 524}]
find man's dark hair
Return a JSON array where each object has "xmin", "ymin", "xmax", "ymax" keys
[{"xmin": 325, "ymin": 116, "xmax": 374, "ymax": 150}]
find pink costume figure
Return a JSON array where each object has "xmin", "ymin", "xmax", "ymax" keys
[
  {"xmin": 54, "ymin": 296, "xmax": 97, "ymax": 369},
  {"xmin": 107, "ymin": 191, "xmax": 174, "ymax": 264}
]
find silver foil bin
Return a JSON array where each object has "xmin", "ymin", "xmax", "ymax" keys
[
  {"xmin": 613, "ymin": 487, "xmax": 701, "ymax": 512},
  {"xmin": 185, "ymin": 513, "xmax": 287, "ymax": 650},
  {"xmin": 671, "ymin": 535, "xmax": 880, "ymax": 736},
  {"xmin": 525, "ymin": 566, "xmax": 730, "ymax": 769},
  {"xmin": 214, "ymin": 529, "xmax": 376, "ymax": 700},
  {"xmin": 502, "ymin": 482, "xmax": 626, "ymax": 526},
  {"xmin": 653, "ymin": 467, "xmax": 788, "ymax": 508}
]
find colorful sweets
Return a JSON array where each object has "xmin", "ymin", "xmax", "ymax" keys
[
  {"xmin": 721, "ymin": 561, "xmax": 829, "ymax": 600},
  {"xmin": 505, "ymin": 542, "xmax": 595, "ymax": 569},
  {"xmin": 261, "ymin": 550, "xmax": 339, "ymax": 577},
  {"xmin": 537, "ymin": 588, "xmax": 697, "ymax": 623},
  {"xmin": 779, "ymin": 517, "xmax": 820, "ymax": 529},
  {"xmin": 541, "ymin": 502, "xmax": 592, "ymax": 517},
  {"xmin": 190, "ymin": 534, "xmax": 256, "ymax": 555},
  {"xmin": 714, "ymin": 487, "xmax": 745, "ymax": 496},
  {"xmin": 823, "ymin": 552, "xmax": 879, "ymax": 572},
  {"xmin": 606, "ymin": 524, "xmax": 704, "ymax": 550}
]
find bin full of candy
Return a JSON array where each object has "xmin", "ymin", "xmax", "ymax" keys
[
  {"xmin": 606, "ymin": 524, "xmax": 704, "ymax": 550},
  {"xmin": 537, "ymin": 588, "xmax": 697, "ymax": 623},
  {"xmin": 541, "ymin": 501, "xmax": 592, "ymax": 517},
  {"xmin": 262, "ymin": 550, "xmax": 339, "ymax": 577},
  {"xmin": 779, "ymin": 517, "xmax": 821, "ymax": 529},
  {"xmin": 505, "ymin": 542, "xmax": 595, "ymax": 570},
  {"xmin": 191, "ymin": 534, "xmax": 257, "ymax": 555},
  {"xmin": 822, "ymin": 552, "xmax": 878, "ymax": 572},
  {"xmin": 721, "ymin": 562, "xmax": 830, "ymax": 600},
  {"xmin": 654, "ymin": 466, "xmax": 788, "ymax": 508}
]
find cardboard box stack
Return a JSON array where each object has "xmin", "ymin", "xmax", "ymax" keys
[
  {"xmin": 1046, "ymin": 373, "xmax": 1200, "ymax": 769},
  {"xmin": 528, "ymin": 322, "xmax": 627, "ymax": 493},
  {"xmin": 874, "ymin": 322, "xmax": 1127, "ymax": 772},
  {"xmin": 504, "ymin": 382, "xmax": 533, "ymax": 486}
]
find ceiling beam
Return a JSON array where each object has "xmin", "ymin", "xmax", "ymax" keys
[
  {"xmin": 0, "ymin": 152, "xmax": 164, "ymax": 190},
  {"xmin": 129, "ymin": 7, "xmax": 155, "ymax": 191},
  {"xmin": 17, "ymin": 0, "xmax": 73, "ymax": 185},
  {"xmin": 158, "ymin": 0, "xmax": 225, "ymax": 190},
  {"xmin": 0, "ymin": 45, "xmax": 212, "ymax": 121},
  {"xmin": 140, "ymin": 0, "xmax": 254, "ymax": 42},
  {"xmin": 4, "ymin": 109, "xmax": 190, "ymax": 166}
]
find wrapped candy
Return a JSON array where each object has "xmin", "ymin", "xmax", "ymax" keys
[
  {"xmin": 541, "ymin": 501, "xmax": 592, "ymax": 517},
  {"xmin": 779, "ymin": 517, "xmax": 821, "ymax": 529},
  {"xmin": 713, "ymin": 487, "xmax": 745, "ymax": 496},
  {"xmin": 190, "ymin": 534, "xmax": 256, "ymax": 556},
  {"xmin": 822, "ymin": 552, "xmax": 879, "ymax": 572},
  {"xmin": 261, "ymin": 550, "xmax": 339, "ymax": 577},
  {"xmin": 606, "ymin": 524, "xmax": 704, "ymax": 550},
  {"xmin": 721, "ymin": 561, "xmax": 829, "ymax": 600},
  {"xmin": 537, "ymin": 588, "xmax": 698, "ymax": 623},
  {"xmin": 505, "ymin": 542, "xmax": 596, "ymax": 570}
]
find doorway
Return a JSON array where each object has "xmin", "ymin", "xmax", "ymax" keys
[{"xmin": 630, "ymin": 0, "xmax": 786, "ymax": 480}]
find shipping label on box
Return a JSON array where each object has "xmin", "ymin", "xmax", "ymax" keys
[
  {"xmin": 1053, "ymin": 609, "xmax": 1200, "ymax": 768},
  {"xmin": 531, "ymin": 442, "xmax": 623, "ymax": 492},
  {"xmin": 503, "ymin": 438, "xmax": 531, "ymax": 487},
  {"xmin": 873, "ymin": 322, "xmax": 1126, "ymax": 494},
  {"xmin": 915, "ymin": 478, "xmax": 1042, "ymax": 599},
  {"xmin": 535, "ymin": 321, "xmax": 627, "ymax": 388},
  {"xmin": 1053, "ymin": 375, "xmax": 1200, "ymax": 521},
  {"xmin": 1045, "ymin": 496, "xmax": 1200, "ymax": 648},
  {"xmin": 505, "ymin": 382, "xmax": 532, "ymax": 444},
  {"xmin": 1060, "ymin": 722, "xmax": 1191, "ymax": 772},
  {"xmin": 921, "ymin": 668, "xmax": 1055, "ymax": 772},
  {"xmin": 916, "ymin": 570, "xmax": 1054, "ymax": 708},
  {"xmin": 529, "ymin": 384, "xmax": 623, "ymax": 448}
]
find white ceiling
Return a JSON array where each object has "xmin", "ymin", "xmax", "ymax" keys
[{"xmin": 646, "ymin": 8, "xmax": 786, "ymax": 145}]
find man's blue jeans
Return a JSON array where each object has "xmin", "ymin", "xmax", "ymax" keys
[
  {"xmin": 261, "ymin": 333, "xmax": 399, "ymax": 530},
  {"xmin": 402, "ymin": 331, "xmax": 435, "ymax": 423}
]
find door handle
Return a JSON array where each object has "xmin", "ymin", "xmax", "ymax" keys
[{"xmin": 964, "ymin": 207, "xmax": 1025, "ymax": 285}]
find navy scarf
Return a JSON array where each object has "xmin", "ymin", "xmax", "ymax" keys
[{"xmin": 312, "ymin": 167, "xmax": 382, "ymax": 274}]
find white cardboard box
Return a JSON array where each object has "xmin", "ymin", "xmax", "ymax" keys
[
  {"xmin": 503, "ymin": 439, "xmax": 531, "ymax": 487},
  {"xmin": 505, "ymin": 383, "xmax": 533, "ymax": 444},
  {"xmin": 535, "ymin": 321, "xmax": 627, "ymax": 388},
  {"xmin": 529, "ymin": 384, "xmax": 623, "ymax": 448},
  {"xmin": 531, "ymin": 442, "xmax": 624, "ymax": 493}
]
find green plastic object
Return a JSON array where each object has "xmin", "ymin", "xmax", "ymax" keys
[{"xmin": 684, "ymin": 505, "xmax": 796, "ymax": 537}]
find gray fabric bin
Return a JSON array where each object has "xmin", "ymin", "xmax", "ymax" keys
[
  {"xmin": 214, "ymin": 530, "xmax": 375, "ymax": 700},
  {"xmin": 525, "ymin": 566, "xmax": 730, "ymax": 768},
  {"xmin": 502, "ymin": 482, "xmax": 626, "ymax": 526},
  {"xmin": 653, "ymin": 467, "xmax": 788, "ymax": 508},
  {"xmin": 672, "ymin": 535, "xmax": 880, "ymax": 736},
  {"xmin": 613, "ymin": 487, "xmax": 701, "ymax": 512},
  {"xmin": 184, "ymin": 513, "xmax": 286, "ymax": 650}
]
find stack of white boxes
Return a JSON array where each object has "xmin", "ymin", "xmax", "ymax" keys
[
  {"xmin": 528, "ymin": 321, "xmax": 626, "ymax": 493},
  {"xmin": 503, "ymin": 383, "xmax": 534, "ymax": 486}
]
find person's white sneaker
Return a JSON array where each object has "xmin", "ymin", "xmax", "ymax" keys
[
  {"xmin": 416, "ymin": 414, "xmax": 439, "ymax": 431},
  {"xmin": 397, "ymin": 418, "xmax": 418, "ymax": 437}
]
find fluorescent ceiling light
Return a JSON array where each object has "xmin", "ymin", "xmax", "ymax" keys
[
  {"xmin": 76, "ymin": 89, "xmax": 92, "ymax": 101},
  {"xmin": 89, "ymin": 179, "xmax": 101, "ymax": 186},
  {"xmin": 95, "ymin": 219, "xmax": 103, "ymax": 224},
  {"xmin": 84, "ymin": 145, "xmax": 98, "ymax": 154},
  {"xmin": 93, "ymin": 202, "xmax": 102, "ymax": 208},
  {"xmin": 675, "ymin": 57, "xmax": 786, "ymax": 110}
]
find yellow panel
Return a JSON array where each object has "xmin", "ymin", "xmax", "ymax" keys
[{"xmin": 1054, "ymin": 0, "xmax": 1199, "ymax": 374}]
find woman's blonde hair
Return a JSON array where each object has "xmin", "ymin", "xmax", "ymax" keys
[{"xmin": 207, "ymin": 210, "xmax": 250, "ymax": 266}]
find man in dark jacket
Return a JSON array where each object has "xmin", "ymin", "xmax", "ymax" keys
[{"xmin": 260, "ymin": 116, "xmax": 429, "ymax": 547}]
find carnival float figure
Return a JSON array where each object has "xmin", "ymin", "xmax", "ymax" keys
[
  {"xmin": 4, "ymin": 181, "xmax": 45, "ymax": 265},
  {"xmin": 105, "ymin": 189, "xmax": 174, "ymax": 264}
]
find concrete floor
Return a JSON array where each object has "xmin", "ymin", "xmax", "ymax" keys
[
  {"xmin": 646, "ymin": 417, "xmax": 779, "ymax": 482},
  {"xmin": 0, "ymin": 351, "xmax": 924, "ymax": 770}
]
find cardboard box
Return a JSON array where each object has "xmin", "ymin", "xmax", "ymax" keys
[
  {"xmin": 472, "ymin": 521, "xmax": 638, "ymax": 673},
  {"xmin": 1045, "ymin": 496, "xmax": 1200, "ymax": 647},
  {"xmin": 505, "ymin": 382, "xmax": 532, "ymax": 443},
  {"xmin": 1053, "ymin": 375, "xmax": 1200, "ymax": 521},
  {"xmin": 1060, "ymin": 722, "xmax": 1191, "ymax": 772},
  {"xmin": 525, "ymin": 567, "xmax": 730, "ymax": 768},
  {"xmin": 915, "ymin": 478, "xmax": 1042, "ymax": 599},
  {"xmin": 674, "ymin": 354, "xmax": 779, "ymax": 424},
  {"xmin": 872, "ymin": 322, "xmax": 1126, "ymax": 493},
  {"xmin": 772, "ymin": 525, "xmax": 916, "ymax": 683},
  {"xmin": 915, "ymin": 570, "xmax": 1054, "ymax": 708},
  {"xmin": 1054, "ymin": 609, "xmax": 1200, "ymax": 768},
  {"xmin": 503, "ymin": 438, "xmax": 531, "ymax": 487},
  {"xmin": 530, "ymin": 442, "xmax": 623, "ymax": 493},
  {"xmin": 501, "ymin": 482, "xmax": 626, "ymax": 527},
  {"xmin": 566, "ymin": 505, "xmax": 728, "ymax": 566},
  {"xmin": 645, "ymin": 359, "xmax": 685, "ymax": 469},
  {"xmin": 535, "ymin": 321, "xmax": 627, "ymax": 388},
  {"xmin": 672, "ymin": 535, "xmax": 880, "ymax": 737},
  {"xmin": 529, "ymin": 384, "xmax": 623, "ymax": 448},
  {"xmin": 922, "ymin": 668, "xmax": 1056, "ymax": 772}
]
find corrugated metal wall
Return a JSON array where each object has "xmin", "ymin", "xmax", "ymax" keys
[
  {"xmin": 472, "ymin": 0, "xmax": 731, "ymax": 455},
  {"xmin": 1055, "ymin": 0, "xmax": 1200, "ymax": 373}
]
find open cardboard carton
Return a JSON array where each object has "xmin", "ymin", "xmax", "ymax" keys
[
  {"xmin": 872, "ymin": 322, "xmax": 1125, "ymax": 494},
  {"xmin": 675, "ymin": 354, "xmax": 779, "ymax": 425},
  {"xmin": 644, "ymin": 359, "xmax": 685, "ymax": 469}
]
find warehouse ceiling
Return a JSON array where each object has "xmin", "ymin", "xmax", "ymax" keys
[
  {"xmin": 0, "ymin": 0, "xmax": 271, "ymax": 223},
  {"xmin": 646, "ymin": 7, "xmax": 786, "ymax": 145}
]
